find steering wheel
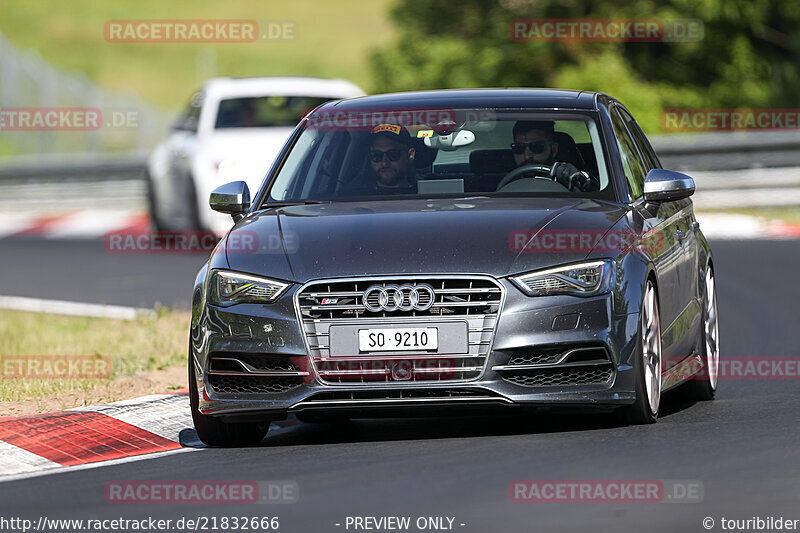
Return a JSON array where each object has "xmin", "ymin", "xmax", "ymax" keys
[{"xmin": 496, "ymin": 164, "xmax": 553, "ymax": 190}]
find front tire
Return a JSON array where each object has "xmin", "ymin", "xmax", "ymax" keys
[
  {"xmin": 189, "ymin": 355, "xmax": 269, "ymax": 446},
  {"xmin": 145, "ymin": 171, "xmax": 166, "ymax": 231},
  {"xmin": 621, "ymin": 279, "xmax": 662, "ymax": 424},
  {"xmin": 183, "ymin": 173, "xmax": 204, "ymax": 231},
  {"xmin": 147, "ymin": 170, "xmax": 203, "ymax": 231}
]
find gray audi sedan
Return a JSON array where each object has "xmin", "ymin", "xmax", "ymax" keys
[{"xmin": 189, "ymin": 89, "xmax": 719, "ymax": 445}]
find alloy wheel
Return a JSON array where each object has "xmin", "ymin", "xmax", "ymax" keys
[
  {"xmin": 642, "ymin": 280, "xmax": 662, "ymax": 415},
  {"xmin": 704, "ymin": 268, "xmax": 720, "ymax": 390}
]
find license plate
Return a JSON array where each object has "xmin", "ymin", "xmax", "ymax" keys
[{"xmin": 358, "ymin": 327, "xmax": 438, "ymax": 352}]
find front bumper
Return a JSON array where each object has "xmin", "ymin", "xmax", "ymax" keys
[{"xmin": 191, "ymin": 278, "xmax": 641, "ymax": 420}]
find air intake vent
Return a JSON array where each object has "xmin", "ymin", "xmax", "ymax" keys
[
  {"xmin": 502, "ymin": 365, "xmax": 613, "ymax": 387},
  {"xmin": 208, "ymin": 374, "xmax": 302, "ymax": 395},
  {"xmin": 494, "ymin": 345, "xmax": 614, "ymax": 388}
]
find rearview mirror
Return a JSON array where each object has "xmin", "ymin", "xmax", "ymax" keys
[
  {"xmin": 424, "ymin": 130, "xmax": 475, "ymax": 151},
  {"xmin": 210, "ymin": 181, "xmax": 250, "ymax": 219},
  {"xmin": 643, "ymin": 169, "xmax": 695, "ymax": 203}
]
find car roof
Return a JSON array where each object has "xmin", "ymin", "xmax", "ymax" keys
[
  {"xmin": 321, "ymin": 88, "xmax": 600, "ymax": 111},
  {"xmin": 202, "ymin": 76, "xmax": 365, "ymax": 100}
]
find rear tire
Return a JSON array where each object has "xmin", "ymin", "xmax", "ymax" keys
[
  {"xmin": 183, "ymin": 174, "xmax": 204, "ymax": 231},
  {"xmin": 620, "ymin": 279, "xmax": 662, "ymax": 425},
  {"xmin": 189, "ymin": 355, "xmax": 269, "ymax": 446},
  {"xmin": 685, "ymin": 266, "xmax": 719, "ymax": 400}
]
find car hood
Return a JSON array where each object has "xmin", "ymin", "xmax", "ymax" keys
[
  {"xmin": 223, "ymin": 197, "xmax": 628, "ymax": 282},
  {"xmin": 197, "ymin": 128, "xmax": 294, "ymax": 186},
  {"xmin": 199, "ymin": 128, "xmax": 294, "ymax": 155}
]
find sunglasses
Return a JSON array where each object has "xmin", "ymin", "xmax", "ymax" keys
[
  {"xmin": 369, "ymin": 149, "xmax": 405, "ymax": 163},
  {"xmin": 511, "ymin": 141, "xmax": 549, "ymax": 155}
]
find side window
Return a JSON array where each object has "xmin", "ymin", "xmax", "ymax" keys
[
  {"xmin": 610, "ymin": 107, "xmax": 646, "ymax": 198},
  {"xmin": 302, "ymin": 132, "xmax": 351, "ymax": 198},
  {"xmin": 620, "ymin": 109, "xmax": 660, "ymax": 170},
  {"xmin": 267, "ymin": 130, "xmax": 321, "ymax": 201}
]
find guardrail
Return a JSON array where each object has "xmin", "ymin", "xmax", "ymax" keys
[
  {"xmin": 0, "ymin": 151, "xmax": 148, "ymax": 182},
  {"xmin": 651, "ymin": 131, "xmax": 800, "ymax": 171}
]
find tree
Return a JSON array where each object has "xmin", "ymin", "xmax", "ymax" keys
[{"xmin": 370, "ymin": 0, "xmax": 800, "ymax": 132}]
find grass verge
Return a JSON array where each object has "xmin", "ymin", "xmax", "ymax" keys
[
  {"xmin": 0, "ymin": 308, "xmax": 190, "ymax": 414},
  {"xmin": 1, "ymin": 0, "xmax": 396, "ymax": 108}
]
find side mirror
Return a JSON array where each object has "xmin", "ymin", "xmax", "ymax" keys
[
  {"xmin": 643, "ymin": 169, "xmax": 695, "ymax": 203},
  {"xmin": 210, "ymin": 181, "xmax": 250, "ymax": 220},
  {"xmin": 171, "ymin": 115, "xmax": 197, "ymax": 132}
]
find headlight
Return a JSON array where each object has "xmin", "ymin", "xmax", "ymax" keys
[
  {"xmin": 511, "ymin": 260, "xmax": 614, "ymax": 297},
  {"xmin": 209, "ymin": 270, "xmax": 289, "ymax": 305}
]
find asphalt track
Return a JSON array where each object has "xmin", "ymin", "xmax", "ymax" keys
[
  {"xmin": 1, "ymin": 238, "xmax": 799, "ymax": 532},
  {"xmin": 0, "ymin": 238, "xmax": 206, "ymax": 309}
]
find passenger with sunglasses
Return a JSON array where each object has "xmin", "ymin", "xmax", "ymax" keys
[{"xmin": 511, "ymin": 120, "xmax": 599, "ymax": 192}]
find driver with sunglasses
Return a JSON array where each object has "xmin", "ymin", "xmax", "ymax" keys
[
  {"xmin": 349, "ymin": 123, "xmax": 418, "ymax": 195},
  {"xmin": 511, "ymin": 120, "xmax": 599, "ymax": 192}
]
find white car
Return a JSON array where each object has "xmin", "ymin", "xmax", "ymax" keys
[{"xmin": 146, "ymin": 77, "xmax": 365, "ymax": 231}]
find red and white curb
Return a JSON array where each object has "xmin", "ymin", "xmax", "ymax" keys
[
  {"xmin": 0, "ymin": 393, "xmax": 302, "ymax": 480},
  {"xmin": 0, "ymin": 394, "xmax": 192, "ymax": 478}
]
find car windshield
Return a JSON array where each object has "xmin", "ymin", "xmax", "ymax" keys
[
  {"xmin": 263, "ymin": 109, "xmax": 613, "ymax": 204},
  {"xmin": 214, "ymin": 96, "xmax": 333, "ymax": 129}
]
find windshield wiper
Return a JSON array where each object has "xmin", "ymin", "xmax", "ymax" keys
[{"xmin": 262, "ymin": 200, "xmax": 326, "ymax": 208}]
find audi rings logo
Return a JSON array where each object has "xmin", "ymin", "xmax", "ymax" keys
[{"xmin": 363, "ymin": 284, "xmax": 436, "ymax": 312}]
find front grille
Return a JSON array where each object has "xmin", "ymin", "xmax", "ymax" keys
[
  {"xmin": 502, "ymin": 364, "xmax": 613, "ymax": 387},
  {"xmin": 207, "ymin": 374, "xmax": 302, "ymax": 395},
  {"xmin": 296, "ymin": 277, "xmax": 503, "ymax": 384}
]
